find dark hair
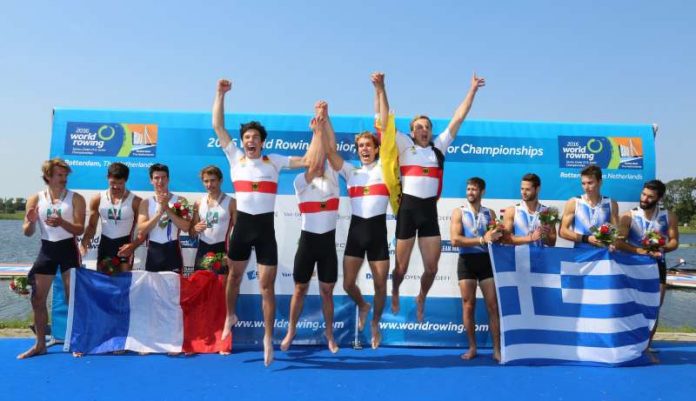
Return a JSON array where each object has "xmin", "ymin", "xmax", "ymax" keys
[
  {"xmin": 467, "ymin": 177, "xmax": 486, "ymax": 191},
  {"xmin": 200, "ymin": 165, "xmax": 223, "ymax": 180},
  {"xmin": 148, "ymin": 163, "xmax": 169, "ymax": 179},
  {"xmin": 522, "ymin": 173, "xmax": 541, "ymax": 188},
  {"xmin": 240, "ymin": 121, "xmax": 268, "ymax": 142},
  {"xmin": 643, "ymin": 180, "xmax": 666, "ymax": 199},
  {"xmin": 107, "ymin": 162, "xmax": 130, "ymax": 180},
  {"xmin": 580, "ymin": 164, "xmax": 602, "ymax": 182}
]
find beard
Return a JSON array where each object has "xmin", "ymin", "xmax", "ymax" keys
[{"xmin": 640, "ymin": 199, "xmax": 659, "ymax": 210}]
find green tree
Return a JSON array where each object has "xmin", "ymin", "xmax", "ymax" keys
[{"xmin": 664, "ymin": 178, "xmax": 696, "ymax": 226}]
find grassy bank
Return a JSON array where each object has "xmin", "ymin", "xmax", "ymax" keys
[
  {"xmin": 0, "ymin": 212, "xmax": 24, "ymax": 220},
  {"xmin": 657, "ymin": 325, "xmax": 696, "ymax": 333},
  {"xmin": 679, "ymin": 226, "xmax": 696, "ymax": 234},
  {"xmin": 0, "ymin": 318, "xmax": 32, "ymax": 329}
]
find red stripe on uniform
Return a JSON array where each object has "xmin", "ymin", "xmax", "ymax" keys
[
  {"xmin": 400, "ymin": 165, "xmax": 442, "ymax": 178},
  {"xmin": 298, "ymin": 198, "xmax": 339, "ymax": 214},
  {"xmin": 348, "ymin": 184, "xmax": 390, "ymax": 198},
  {"xmin": 233, "ymin": 180, "xmax": 278, "ymax": 194}
]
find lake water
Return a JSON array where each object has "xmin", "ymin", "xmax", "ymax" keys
[{"xmin": 0, "ymin": 220, "xmax": 694, "ymax": 328}]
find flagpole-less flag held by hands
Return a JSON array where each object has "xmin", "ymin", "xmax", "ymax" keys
[
  {"xmin": 489, "ymin": 244, "xmax": 660, "ymax": 366},
  {"xmin": 64, "ymin": 269, "xmax": 231, "ymax": 354}
]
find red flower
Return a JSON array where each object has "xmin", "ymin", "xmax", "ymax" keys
[
  {"xmin": 212, "ymin": 261, "xmax": 222, "ymax": 271},
  {"xmin": 658, "ymin": 238, "xmax": 666, "ymax": 246},
  {"xmin": 111, "ymin": 257, "xmax": 121, "ymax": 265},
  {"xmin": 600, "ymin": 225, "xmax": 609, "ymax": 234},
  {"xmin": 173, "ymin": 202, "xmax": 181, "ymax": 209},
  {"xmin": 206, "ymin": 252, "xmax": 216, "ymax": 257},
  {"xmin": 10, "ymin": 281, "xmax": 16, "ymax": 290}
]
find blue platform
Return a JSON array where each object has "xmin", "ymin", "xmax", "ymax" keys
[{"xmin": 3, "ymin": 339, "xmax": 695, "ymax": 401}]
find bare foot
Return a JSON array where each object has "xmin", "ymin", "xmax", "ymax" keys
[
  {"xmin": 17, "ymin": 344, "xmax": 47, "ymax": 360},
  {"xmin": 327, "ymin": 337, "xmax": 339, "ymax": 354},
  {"xmin": 280, "ymin": 331, "xmax": 295, "ymax": 352},
  {"xmin": 415, "ymin": 294, "xmax": 425, "ymax": 322},
  {"xmin": 358, "ymin": 302, "xmax": 371, "ymax": 331},
  {"xmin": 221, "ymin": 314, "xmax": 238, "ymax": 341},
  {"xmin": 263, "ymin": 336, "xmax": 274, "ymax": 367},
  {"xmin": 72, "ymin": 352, "xmax": 84, "ymax": 358},
  {"xmin": 460, "ymin": 348, "xmax": 477, "ymax": 360},
  {"xmin": 391, "ymin": 292, "xmax": 400, "ymax": 314},
  {"xmin": 371, "ymin": 322, "xmax": 382, "ymax": 349},
  {"xmin": 219, "ymin": 349, "xmax": 231, "ymax": 356},
  {"xmin": 492, "ymin": 348, "xmax": 501, "ymax": 362}
]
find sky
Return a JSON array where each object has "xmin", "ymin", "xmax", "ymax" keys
[{"xmin": 0, "ymin": 0, "xmax": 694, "ymax": 198}]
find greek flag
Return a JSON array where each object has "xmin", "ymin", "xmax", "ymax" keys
[{"xmin": 489, "ymin": 244, "xmax": 660, "ymax": 366}]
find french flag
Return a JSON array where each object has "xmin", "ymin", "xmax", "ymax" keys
[{"xmin": 64, "ymin": 268, "xmax": 231, "ymax": 354}]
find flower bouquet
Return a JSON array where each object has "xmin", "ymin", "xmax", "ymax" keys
[
  {"xmin": 590, "ymin": 223, "xmax": 619, "ymax": 245},
  {"xmin": 9, "ymin": 276, "xmax": 30, "ymax": 296},
  {"xmin": 641, "ymin": 230, "xmax": 666, "ymax": 252},
  {"xmin": 538, "ymin": 207, "xmax": 560, "ymax": 226},
  {"xmin": 98, "ymin": 256, "xmax": 122, "ymax": 276},
  {"xmin": 198, "ymin": 251, "xmax": 227, "ymax": 274}
]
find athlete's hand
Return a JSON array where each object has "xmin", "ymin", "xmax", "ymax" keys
[
  {"xmin": 648, "ymin": 250, "xmax": 663, "ymax": 260},
  {"xmin": 470, "ymin": 72, "xmax": 485, "ymax": 91},
  {"xmin": 588, "ymin": 235, "xmax": 605, "ymax": 247},
  {"xmin": 25, "ymin": 206, "xmax": 39, "ymax": 223},
  {"xmin": 314, "ymin": 100, "xmax": 328, "ymax": 118},
  {"xmin": 156, "ymin": 193, "xmax": 170, "ymax": 213},
  {"xmin": 193, "ymin": 220, "xmax": 207, "ymax": 234},
  {"xmin": 45, "ymin": 214, "xmax": 63, "ymax": 228},
  {"xmin": 79, "ymin": 242, "xmax": 89, "ymax": 257},
  {"xmin": 217, "ymin": 79, "xmax": 232, "ymax": 94},
  {"xmin": 484, "ymin": 229, "xmax": 503, "ymax": 243},
  {"xmin": 371, "ymin": 72, "xmax": 385, "ymax": 89},
  {"xmin": 117, "ymin": 243, "xmax": 137, "ymax": 257},
  {"xmin": 529, "ymin": 228, "xmax": 543, "ymax": 242}
]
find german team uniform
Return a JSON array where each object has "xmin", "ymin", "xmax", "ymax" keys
[
  {"xmin": 395, "ymin": 129, "xmax": 453, "ymax": 239},
  {"xmin": 222, "ymin": 141, "xmax": 290, "ymax": 266},
  {"xmin": 292, "ymin": 168, "xmax": 340, "ymax": 284},
  {"xmin": 337, "ymin": 160, "xmax": 389, "ymax": 261}
]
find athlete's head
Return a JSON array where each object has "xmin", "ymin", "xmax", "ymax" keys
[
  {"xmin": 106, "ymin": 162, "xmax": 129, "ymax": 195},
  {"xmin": 240, "ymin": 121, "xmax": 267, "ymax": 159},
  {"xmin": 41, "ymin": 158, "xmax": 71, "ymax": 187},
  {"xmin": 354, "ymin": 131, "xmax": 379, "ymax": 165},
  {"xmin": 580, "ymin": 164, "xmax": 602, "ymax": 197},
  {"xmin": 466, "ymin": 177, "xmax": 486, "ymax": 203},
  {"xmin": 200, "ymin": 165, "xmax": 223, "ymax": 193},
  {"xmin": 148, "ymin": 163, "xmax": 170, "ymax": 192},
  {"xmin": 520, "ymin": 173, "xmax": 541, "ymax": 202},
  {"xmin": 639, "ymin": 180, "xmax": 666, "ymax": 210},
  {"xmin": 409, "ymin": 115, "xmax": 433, "ymax": 148}
]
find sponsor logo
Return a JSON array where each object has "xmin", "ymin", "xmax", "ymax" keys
[
  {"xmin": 64, "ymin": 122, "xmax": 158, "ymax": 157},
  {"xmin": 246, "ymin": 270, "xmax": 258, "ymax": 280},
  {"xmin": 365, "ymin": 272, "xmax": 451, "ymax": 282},
  {"xmin": 440, "ymin": 240, "xmax": 458, "ymax": 253},
  {"xmin": 179, "ymin": 235, "xmax": 198, "ymax": 248},
  {"xmin": 558, "ymin": 136, "xmax": 643, "ymax": 170}
]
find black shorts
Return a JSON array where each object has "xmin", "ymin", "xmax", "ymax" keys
[
  {"xmin": 228, "ymin": 211, "xmax": 278, "ymax": 266},
  {"xmin": 396, "ymin": 194, "xmax": 440, "ymax": 240},
  {"xmin": 195, "ymin": 240, "xmax": 228, "ymax": 274},
  {"xmin": 658, "ymin": 259, "xmax": 666, "ymax": 285},
  {"xmin": 344, "ymin": 214, "xmax": 389, "ymax": 262},
  {"xmin": 294, "ymin": 230, "xmax": 338, "ymax": 284},
  {"xmin": 29, "ymin": 238, "xmax": 81, "ymax": 279},
  {"xmin": 145, "ymin": 240, "xmax": 183, "ymax": 273},
  {"xmin": 97, "ymin": 235, "xmax": 131, "ymax": 265},
  {"xmin": 457, "ymin": 253, "xmax": 493, "ymax": 282}
]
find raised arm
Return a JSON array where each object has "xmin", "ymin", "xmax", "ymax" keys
[
  {"xmin": 446, "ymin": 73, "xmax": 485, "ymax": 139},
  {"xmin": 316, "ymin": 101, "xmax": 343, "ymax": 171},
  {"xmin": 80, "ymin": 194, "xmax": 101, "ymax": 256},
  {"xmin": 288, "ymin": 105, "xmax": 326, "ymax": 170},
  {"xmin": 212, "ymin": 79, "xmax": 233, "ymax": 149},
  {"xmin": 371, "ymin": 72, "xmax": 389, "ymax": 135}
]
